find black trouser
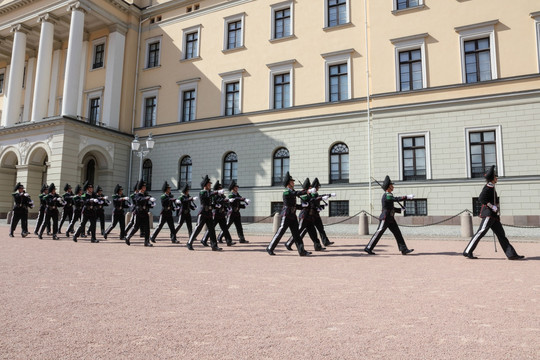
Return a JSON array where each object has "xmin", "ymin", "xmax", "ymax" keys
[
  {"xmin": 174, "ymin": 212, "xmax": 193, "ymax": 237},
  {"xmin": 94, "ymin": 210, "xmax": 105, "ymax": 235},
  {"xmin": 203, "ymin": 215, "xmax": 232, "ymax": 245},
  {"xmin": 365, "ymin": 219, "xmax": 408, "ymax": 252},
  {"xmin": 126, "ymin": 211, "xmax": 150, "ymax": 244},
  {"xmin": 74, "ymin": 213, "xmax": 97, "ymax": 240},
  {"xmin": 10, "ymin": 209, "xmax": 28, "ymax": 236},
  {"xmin": 35, "ymin": 207, "xmax": 50, "ymax": 234},
  {"xmin": 125, "ymin": 211, "xmax": 147, "ymax": 237},
  {"xmin": 464, "ymin": 217, "xmax": 519, "ymax": 258},
  {"xmin": 66, "ymin": 209, "xmax": 81, "ymax": 235},
  {"xmin": 217, "ymin": 212, "xmax": 245, "ymax": 242},
  {"xmin": 151, "ymin": 212, "xmax": 176, "ymax": 241},
  {"xmin": 267, "ymin": 213, "xmax": 307, "ymax": 255},
  {"xmin": 313, "ymin": 214, "xmax": 331, "ymax": 245},
  {"xmin": 39, "ymin": 209, "xmax": 59, "ymax": 236},
  {"xmin": 188, "ymin": 212, "xmax": 217, "ymax": 248},
  {"xmin": 105, "ymin": 211, "xmax": 126, "ymax": 238},
  {"xmin": 58, "ymin": 206, "xmax": 73, "ymax": 232},
  {"xmin": 285, "ymin": 216, "xmax": 322, "ymax": 250}
]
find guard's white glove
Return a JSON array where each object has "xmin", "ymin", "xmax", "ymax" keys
[
  {"xmin": 123, "ymin": 197, "xmax": 129, "ymax": 201},
  {"xmin": 330, "ymin": 193, "xmax": 336, "ymax": 197},
  {"xmin": 245, "ymin": 199, "xmax": 250, "ymax": 205},
  {"xmin": 322, "ymin": 195, "xmax": 329, "ymax": 201},
  {"xmin": 192, "ymin": 196, "xmax": 198, "ymax": 201},
  {"xmin": 175, "ymin": 199, "xmax": 181, "ymax": 204},
  {"xmin": 302, "ymin": 202, "xmax": 309, "ymax": 207},
  {"xmin": 92, "ymin": 198, "xmax": 99, "ymax": 203},
  {"xmin": 218, "ymin": 189, "xmax": 224, "ymax": 195},
  {"xmin": 103, "ymin": 196, "xmax": 108, "ymax": 200},
  {"xmin": 149, "ymin": 197, "xmax": 156, "ymax": 202},
  {"xmin": 24, "ymin": 193, "xmax": 30, "ymax": 197},
  {"xmin": 215, "ymin": 204, "xmax": 222, "ymax": 208},
  {"xmin": 491, "ymin": 205, "xmax": 498, "ymax": 212},
  {"xmin": 229, "ymin": 198, "xmax": 235, "ymax": 203},
  {"xmin": 406, "ymin": 194, "xmax": 414, "ymax": 200},
  {"xmin": 57, "ymin": 197, "xmax": 63, "ymax": 202},
  {"xmin": 308, "ymin": 188, "xmax": 317, "ymax": 194}
]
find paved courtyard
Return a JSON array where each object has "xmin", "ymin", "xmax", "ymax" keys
[{"xmin": 1, "ymin": 223, "xmax": 539, "ymax": 359}]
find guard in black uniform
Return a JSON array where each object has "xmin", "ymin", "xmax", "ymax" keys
[
  {"xmin": 201, "ymin": 181, "xmax": 235, "ymax": 247},
  {"xmin": 311, "ymin": 177, "xmax": 335, "ymax": 247},
  {"xmin": 73, "ymin": 182, "xmax": 98, "ymax": 243},
  {"xmin": 104, "ymin": 184, "xmax": 131, "ymax": 240},
  {"xmin": 150, "ymin": 181, "xmax": 178, "ymax": 244},
  {"xmin": 364, "ymin": 176, "xmax": 414, "ymax": 255},
  {"xmin": 217, "ymin": 180, "xmax": 250, "ymax": 244},
  {"xmin": 34, "ymin": 184, "xmax": 50, "ymax": 235},
  {"xmin": 58, "ymin": 183, "xmax": 74, "ymax": 234},
  {"xmin": 93, "ymin": 186, "xmax": 110, "ymax": 238},
  {"xmin": 10, "ymin": 183, "xmax": 33, "ymax": 237},
  {"xmin": 125, "ymin": 180, "xmax": 155, "ymax": 246},
  {"xmin": 174, "ymin": 184, "xmax": 197, "ymax": 240},
  {"xmin": 66, "ymin": 184, "xmax": 83, "ymax": 237},
  {"xmin": 266, "ymin": 172, "xmax": 310, "ymax": 256},
  {"xmin": 463, "ymin": 165, "xmax": 524, "ymax": 260},
  {"xmin": 38, "ymin": 183, "xmax": 65, "ymax": 240},
  {"xmin": 186, "ymin": 175, "xmax": 223, "ymax": 251}
]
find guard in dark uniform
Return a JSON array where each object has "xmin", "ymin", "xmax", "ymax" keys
[
  {"xmin": 125, "ymin": 180, "xmax": 155, "ymax": 246},
  {"xmin": 66, "ymin": 184, "xmax": 83, "ymax": 237},
  {"xmin": 58, "ymin": 183, "xmax": 74, "ymax": 234},
  {"xmin": 150, "ymin": 181, "xmax": 178, "ymax": 244},
  {"xmin": 92, "ymin": 186, "xmax": 110, "ymax": 238},
  {"xmin": 311, "ymin": 177, "xmax": 335, "ymax": 247},
  {"xmin": 104, "ymin": 184, "xmax": 131, "ymax": 240},
  {"xmin": 73, "ymin": 182, "xmax": 98, "ymax": 243},
  {"xmin": 463, "ymin": 165, "xmax": 524, "ymax": 260},
  {"xmin": 364, "ymin": 176, "xmax": 414, "ymax": 255},
  {"xmin": 34, "ymin": 184, "xmax": 50, "ymax": 235},
  {"xmin": 217, "ymin": 180, "xmax": 250, "ymax": 244},
  {"xmin": 38, "ymin": 183, "xmax": 65, "ymax": 240},
  {"xmin": 201, "ymin": 181, "xmax": 234, "ymax": 247},
  {"xmin": 173, "ymin": 184, "xmax": 197, "ymax": 240},
  {"xmin": 9, "ymin": 183, "xmax": 33, "ymax": 237},
  {"xmin": 186, "ymin": 175, "xmax": 223, "ymax": 251},
  {"xmin": 266, "ymin": 172, "xmax": 310, "ymax": 256}
]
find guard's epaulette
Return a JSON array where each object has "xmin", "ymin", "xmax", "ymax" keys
[
  {"xmin": 283, "ymin": 189, "xmax": 291, "ymax": 195},
  {"xmin": 161, "ymin": 194, "xmax": 167, "ymax": 199},
  {"xmin": 386, "ymin": 193, "xmax": 393, "ymax": 200},
  {"xmin": 301, "ymin": 195, "xmax": 309, "ymax": 201},
  {"xmin": 228, "ymin": 193, "xmax": 234, "ymax": 199},
  {"xmin": 200, "ymin": 190, "xmax": 206, "ymax": 195}
]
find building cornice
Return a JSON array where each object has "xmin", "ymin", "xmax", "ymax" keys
[{"xmin": 0, "ymin": 0, "xmax": 37, "ymax": 16}]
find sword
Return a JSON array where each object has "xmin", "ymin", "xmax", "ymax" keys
[{"xmin": 370, "ymin": 177, "xmax": 406, "ymax": 210}]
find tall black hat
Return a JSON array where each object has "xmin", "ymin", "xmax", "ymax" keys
[
  {"xmin": 14, "ymin": 182, "xmax": 24, "ymax": 192},
  {"xmin": 137, "ymin": 180, "xmax": 146, "ymax": 190},
  {"xmin": 48, "ymin": 183, "xmax": 56, "ymax": 192},
  {"xmin": 96, "ymin": 185, "xmax": 103, "ymax": 193},
  {"xmin": 83, "ymin": 181, "xmax": 93, "ymax": 191},
  {"xmin": 182, "ymin": 183, "xmax": 190, "ymax": 193},
  {"xmin": 302, "ymin": 178, "xmax": 311, "ymax": 191},
  {"xmin": 381, "ymin": 175, "xmax": 393, "ymax": 191},
  {"xmin": 213, "ymin": 180, "xmax": 222, "ymax": 191},
  {"xmin": 312, "ymin": 177, "xmax": 320, "ymax": 189},
  {"xmin": 200, "ymin": 175, "xmax": 211, "ymax": 188},
  {"xmin": 64, "ymin": 183, "xmax": 71, "ymax": 192},
  {"xmin": 114, "ymin": 184, "xmax": 123, "ymax": 194},
  {"xmin": 484, "ymin": 165, "xmax": 497, "ymax": 182},
  {"xmin": 282, "ymin": 171, "xmax": 294, "ymax": 187},
  {"xmin": 41, "ymin": 183, "xmax": 48, "ymax": 192},
  {"xmin": 228, "ymin": 180, "xmax": 238, "ymax": 191},
  {"xmin": 74, "ymin": 184, "xmax": 82, "ymax": 194},
  {"xmin": 162, "ymin": 181, "xmax": 171, "ymax": 193}
]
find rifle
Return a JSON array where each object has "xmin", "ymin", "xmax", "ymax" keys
[{"xmin": 370, "ymin": 177, "xmax": 406, "ymax": 210}]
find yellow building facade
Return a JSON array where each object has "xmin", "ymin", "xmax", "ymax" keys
[{"xmin": 0, "ymin": 0, "xmax": 539, "ymax": 225}]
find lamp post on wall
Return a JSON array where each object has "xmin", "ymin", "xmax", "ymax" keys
[{"xmin": 131, "ymin": 133, "xmax": 155, "ymax": 181}]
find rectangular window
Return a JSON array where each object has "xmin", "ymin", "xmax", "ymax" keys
[
  {"xmin": 182, "ymin": 90, "xmax": 196, "ymax": 122},
  {"xmin": 464, "ymin": 38, "xmax": 491, "ymax": 83},
  {"xmin": 329, "ymin": 201, "xmax": 349, "ymax": 217},
  {"xmin": 404, "ymin": 199, "xmax": 427, "ymax": 216},
  {"xmin": 273, "ymin": 73, "xmax": 290, "ymax": 109},
  {"xmin": 469, "ymin": 130, "xmax": 496, "ymax": 178},
  {"xmin": 399, "ymin": 49, "xmax": 422, "ymax": 91},
  {"xmin": 274, "ymin": 7, "xmax": 291, "ymax": 39},
  {"xmin": 227, "ymin": 20, "xmax": 242, "ymax": 49},
  {"xmin": 271, "ymin": 202, "xmax": 283, "ymax": 215},
  {"xmin": 88, "ymin": 97, "xmax": 100, "ymax": 125},
  {"xmin": 329, "ymin": 63, "xmax": 348, "ymax": 101},
  {"xmin": 402, "ymin": 136, "xmax": 426, "ymax": 180},
  {"xmin": 327, "ymin": 0, "xmax": 348, "ymax": 27},
  {"xmin": 0, "ymin": 72, "xmax": 4, "ymax": 94},
  {"xmin": 397, "ymin": 0, "xmax": 419, "ymax": 10},
  {"xmin": 92, "ymin": 43, "xmax": 105, "ymax": 69},
  {"xmin": 144, "ymin": 96, "xmax": 157, "ymax": 127},
  {"xmin": 147, "ymin": 41, "xmax": 160, "ymax": 68},
  {"xmin": 225, "ymin": 81, "xmax": 240, "ymax": 115},
  {"xmin": 185, "ymin": 31, "xmax": 198, "ymax": 59}
]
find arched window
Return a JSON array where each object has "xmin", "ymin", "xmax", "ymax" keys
[
  {"xmin": 223, "ymin": 152, "xmax": 238, "ymax": 188},
  {"xmin": 143, "ymin": 159, "xmax": 153, "ymax": 191},
  {"xmin": 330, "ymin": 143, "xmax": 349, "ymax": 183},
  {"xmin": 179, "ymin": 156, "xmax": 192, "ymax": 189},
  {"xmin": 85, "ymin": 158, "xmax": 95, "ymax": 185},
  {"xmin": 272, "ymin": 147, "xmax": 289, "ymax": 186}
]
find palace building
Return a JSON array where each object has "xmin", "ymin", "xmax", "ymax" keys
[{"xmin": 1, "ymin": 0, "xmax": 539, "ymax": 225}]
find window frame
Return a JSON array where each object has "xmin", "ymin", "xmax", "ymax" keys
[
  {"xmin": 272, "ymin": 147, "xmax": 290, "ymax": 186},
  {"xmin": 219, "ymin": 69, "xmax": 244, "ymax": 116},
  {"xmin": 322, "ymin": 49, "xmax": 353, "ymax": 102},
  {"xmin": 145, "ymin": 36, "xmax": 162, "ymax": 69},
  {"xmin": 222, "ymin": 152, "xmax": 238, "ymax": 188},
  {"xmin": 177, "ymin": 78, "xmax": 200, "ymax": 123},
  {"xmin": 223, "ymin": 13, "xmax": 245, "ymax": 51},
  {"xmin": 329, "ymin": 142, "xmax": 350, "ymax": 184},
  {"xmin": 403, "ymin": 199, "xmax": 428, "ymax": 216},
  {"xmin": 142, "ymin": 159, "xmax": 153, "ymax": 191},
  {"xmin": 182, "ymin": 25, "xmax": 201, "ymax": 60},
  {"xmin": 84, "ymin": 88, "xmax": 104, "ymax": 126},
  {"xmin": 271, "ymin": 1, "xmax": 294, "ymax": 40},
  {"xmin": 393, "ymin": 0, "xmax": 423, "ymax": 12},
  {"xmin": 91, "ymin": 37, "xmax": 106, "ymax": 70},
  {"xmin": 464, "ymin": 125, "xmax": 503, "ymax": 179},
  {"xmin": 398, "ymin": 131, "xmax": 431, "ymax": 181},
  {"xmin": 455, "ymin": 20, "xmax": 498, "ymax": 84},
  {"xmin": 140, "ymin": 87, "xmax": 160, "ymax": 128},
  {"xmin": 391, "ymin": 33, "xmax": 428, "ymax": 91},
  {"xmin": 329, "ymin": 200, "xmax": 349, "ymax": 217},
  {"xmin": 324, "ymin": 0, "xmax": 350, "ymax": 28},
  {"xmin": 267, "ymin": 59, "xmax": 295, "ymax": 109},
  {"xmin": 178, "ymin": 155, "xmax": 192, "ymax": 190}
]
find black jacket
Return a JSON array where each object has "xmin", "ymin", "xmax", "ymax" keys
[
  {"xmin": 478, "ymin": 183, "xmax": 499, "ymax": 218},
  {"xmin": 379, "ymin": 192, "xmax": 405, "ymax": 221}
]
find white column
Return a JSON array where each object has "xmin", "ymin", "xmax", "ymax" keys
[
  {"xmin": 3, "ymin": 24, "xmax": 29, "ymax": 127},
  {"xmin": 22, "ymin": 56, "xmax": 36, "ymax": 122},
  {"xmin": 102, "ymin": 26, "xmax": 127, "ymax": 129},
  {"xmin": 61, "ymin": 2, "xmax": 86, "ymax": 117},
  {"xmin": 31, "ymin": 14, "xmax": 56, "ymax": 122},
  {"xmin": 0, "ymin": 64, "xmax": 10, "ymax": 126},
  {"xmin": 47, "ymin": 48, "xmax": 61, "ymax": 117},
  {"xmin": 76, "ymin": 38, "xmax": 88, "ymax": 117}
]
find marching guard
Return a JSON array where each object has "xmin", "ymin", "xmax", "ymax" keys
[
  {"xmin": 104, "ymin": 184, "xmax": 131, "ymax": 240},
  {"xmin": 10, "ymin": 183, "xmax": 33, "ymax": 238},
  {"xmin": 94, "ymin": 186, "xmax": 110, "ymax": 238},
  {"xmin": 310, "ymin": 178, "xmax": 335, "ymax": 247},
  {"xmin": 174, "ymin": 184, "xmax": 197, "ymax": 240},
  {"xmin": 266, "ymin": 172, "xmax": 311, "ymax": 256},
  {"xmin": 38, "ymin": 183, "xmax": 65, "ymax": 240},
  {"xmin": 150, "ymin": 181, "xmax": 178, "ymax": 244},
  {"xmin": 201, "ymin": 181, "xmax": 234, "ymax": 247},
  {"xmin": 364, "ymin": 176, "xmax": 414, "ymax": 255},
  {"xmin": 65, "ymin": 185, "xmax": 83, "ymax": 237},
  {"xmin": 58, "ymin": 183, "xmax": 74, "ymax": 234},
  {"xmin": 73, "ymin": 182, "xmax": 98, "ymax": 243},
  {"xmin": 186, "ymin": 175, "xmax": 223, "ymax": 251},
  {"xmin": 34, "ymin": 184, "xmax": 50, "ymax": 235},
  {"xmin": 217, "ymin": 180, "xmax": 250, "ymax": 244},
  {"xmin": 463, "ymin": 165, "xmax": 524, "ymax": 260},
  {"xmin": 125, "ymin": 180, "xmax": 155, "ymax": 246}
]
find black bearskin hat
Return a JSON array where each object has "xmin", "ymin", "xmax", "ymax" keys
[
  {"xmin": 200, "ymin": 175, "xmax": 211, "ymax": 189},
  {"xmin": 96, "ymin": 185, "xmax": 103, "ymax": 193},
  {"xmin": 162, "ymin": 181, "xmax": 171, "ymax": 193},
  {"xmin": 41, "ymin": 184, "xmax": 49, "ymax": 192},
  {"xmin": 48, "ymin": 183, "xmax": 56, "ymax": 192},
  {"xmin": 83, "ymin": 181, "xmax": 93, "ymax": 191},
  {"xmin": 302, "ymin": 178, "xmax": 311, "ymax": 191},
  {"xmin": 213, "ymin": 180, "xmax": 222, "ymax": 191},
  {"xmin": 114, "ymin": 184, "xmax": 123, "ymax": 194},
  {"xmin": 484, "ymin": 165, "xmax": 497, "ymax": 182},
  {"xmin": 64, "ymin": 183, "xmax": 71, "ymax": 192},
  {"xmin": 228, "ymin": 179, "xmax": 238, "ymax": 191},
  {"xmin": 74, "ymin": 184, "xmax": 82, "ymax": 194},
  {"xmin": 282, "ymin": 171, "xmax": 294, "ymax": 187},
  {"xmin": 312, "ymin": 177, "xmax": 320, "ymax": 189},
  {"xmin": 182, "ymin": 183, "xmax": 190, "ymax": 193},
  {"xmin": 381, "ymin": 175, "xmax": 394, "ymax": 191},
  {"xmin": 14, "ymin": 182, "xmax": 24, "ymax": 191}
]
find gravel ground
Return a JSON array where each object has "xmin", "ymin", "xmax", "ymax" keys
[{"xmin": 1, "ymin": 223, "xmax": 539, "ymax": 360}]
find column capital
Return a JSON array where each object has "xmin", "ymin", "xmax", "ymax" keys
[
  {"xmin": 37, "ymin": 13, "xmax": 59, "ymax": 25},
  {"xmin": 67, "ymin": 1, "xmax": 90, "ymax": 14},
  {"xmin": 108, "ymin": 24, "xmax": 128, "ymax": 36},
  {"xmin": 10, "ymin": 23, "xmax": 31, "ymax": 35}
]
